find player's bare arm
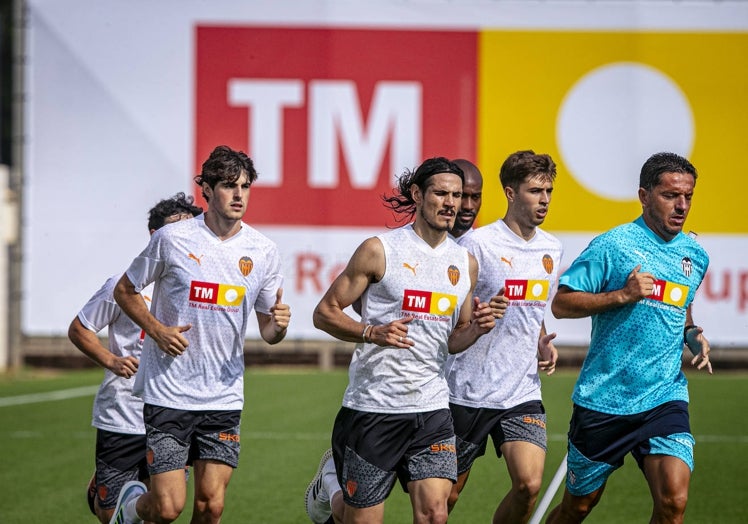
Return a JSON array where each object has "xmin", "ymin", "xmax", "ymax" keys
[
  {"xmin": 313, "ymin": 237, "xmax": 389, "ymax": 343},
  {"xmin": 537, "ymin": 322, "xmax": 558, "ymax": 376},
  {"xmin": 68, "ymin": 317, "xmax": 139, "ymax": 378},
  {"xmin": 684, "ymin": 305, "xmax": 713, "ymax": 374},
  {"xmin": 113, "ymin": 274, "xmax": 191, "ymax": 357},
  {"xmin": 448, "ymin": 253, "xmax": 495, "ymax": 354},
  {"xmin": 552, "ymin": 264, "xmax": 655, "ymax": 319},
  {"xmin": 257, "ymin": 288, "xmax": 291, "ymax": 345}
]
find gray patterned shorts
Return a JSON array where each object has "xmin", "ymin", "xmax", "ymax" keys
[
  {"xmin": 450, "ymin": 400, "xmax": 547, "ymax": 475},
  {"xmin": 332, "ymin": 407, "xmax": 457, "ymax": 508},
  {"xmin": 143, "ymin": 404, "xmax": 241, "ymax": 475}
]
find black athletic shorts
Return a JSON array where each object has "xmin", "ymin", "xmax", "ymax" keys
[
  {"xmin": 93, "ymin": 429, "xmax": 148, "ymax": 509},
  {"xmin": 143, "ymin": 404, "xmax": 241, "ymax": 475},
  {"xmin": 331, "ymin": 406, "xmax": 457, "ymax": 508},
  {"xmin": 450, "ymin": 400, "xmax": 547, "ymax": 474}
]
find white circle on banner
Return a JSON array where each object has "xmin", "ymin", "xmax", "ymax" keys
[
  {"xmin": 670, "ymin": 287, "xmax": 683, "ymax": 303},
  {"xmin": 531, "ymin": 282, "xmax": 544, "ymax": 298},
  {"xmin": 557, "ymin": 62, "xmax": 694, "ymax": 201}
]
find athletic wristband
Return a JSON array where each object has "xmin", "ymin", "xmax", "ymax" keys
[
  {"xmin": 362, "ymin": 324, "xmax": 373, "ymax": 343},
  {"xmin": 683, "ymin": 324, "xmax": 699, "ymax": 344}
]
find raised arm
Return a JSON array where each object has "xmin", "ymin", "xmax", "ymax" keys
[
  {"xmin": 257, "ymin": 287, "xmax": 290, "ymax": 345},
  {"xmin": 551, "ymin": 264, "xmax": 655, "ymax": 319}
]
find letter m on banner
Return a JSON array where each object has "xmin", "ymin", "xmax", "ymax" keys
[{"xmin": 195, "ymin": 26, "xmax": 477, "ymax": 227}]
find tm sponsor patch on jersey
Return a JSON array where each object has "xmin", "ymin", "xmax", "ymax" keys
[
  {"xmin": 402, "ymin": 289, "xmax": 457, "ymax": 319},
  {"xmin": 189, "ymin": 280, "xmax": 246, "ymax": 309},
  {"xmin": 648, "ymin": 279, "xmax": 689, "ymax": 308},
  {"xmin": 505, "ymin": 279, "xmax": 550, "ymax": 301}
]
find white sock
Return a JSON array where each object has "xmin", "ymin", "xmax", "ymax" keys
[
  {"xmin": 124, "ymin": 496, "xmax": 143, "ymax": 523},
  {"xmin": 322, "ymin": 458, "xmax": 342, "ymax": 499}
]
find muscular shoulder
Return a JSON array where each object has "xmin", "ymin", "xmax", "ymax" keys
[{"xmin": 348, "ymin": 236, "xmax": 386, "ymax": 282}]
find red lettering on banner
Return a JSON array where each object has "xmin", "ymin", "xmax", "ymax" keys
[
  {"xmin": 703, "ymin": 269, "xmax": 748, "ymax": 312},
  {"xmin": 703, "ymin": 271, "xmax": 730, "ymax": 301},
  {"xmin": 296, "ymin": 253, "xmax": 324, "ymax": 293},
  {"xmin": 195, "ymin": 27, "xmax": 477, "ymax": 227},
  {"xmin": 295, "ymin": 253, "xmax": 349, "ymax": 294}
]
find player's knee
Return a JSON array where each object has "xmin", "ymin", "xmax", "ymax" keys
[
  {"xmin": 558, "ymin": 503, "xmax": 593, "ymax": 522},
  {"xmin": 551, "ymin": 506, "xmax": 588, "ymax": 523},
  {"xmin": 154, "ymin": 507, "xmax": 182, "ymax": 523},
  {"xmin": 414, "ymin": 500, "xmax": 450, "ymax": 524},
  {"xmin": 194, "ymin": 498, "xmax": 225, "ymax": 521},
  {"xmin": 152, "ymin": 497, "xmax": 184, "ymax": 523},
  {"xmin": 657, "ymin": 490, "xmax": 688, "ymax": 518},
  {"xmin": 560, "ymin": 493, "xmax": 601, "ymax": 521},
  {"xmin": 514, "ymin": 475, "xmax": 543, "ymax": 500},
  {"xmin": 426, "ymin": 506, "xmax": 450, "ymax": 524}
]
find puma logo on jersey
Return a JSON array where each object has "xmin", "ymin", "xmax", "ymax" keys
[
  {"xmin": 188, "ymin": 253, "xmax": 204, "ymax": 265},
  {"xmin": 403, "ymin": 262, "xmax": 419, "ymax": 275},
  {"xmin": 500, "ymin": 256, "xmax": 513, "ymax": 268}
]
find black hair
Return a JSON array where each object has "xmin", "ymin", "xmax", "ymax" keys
[
  {"xmin": 382, "ymin": 157, "xmax": 464, "ymax": 223},
  {"xmin": 499, "ymin": 150, "xmax": 556, "ymax": 189},
  {"xmin": 147, "ymin": 192, "xmax": 203, "ymax": 231},
  {"xmin": 194, "ymin": 145, "xmax": 258, "ymax": 202},
  {"xmin": 640, "ymin": 152, "xmax": 697, "ymax": 191}
]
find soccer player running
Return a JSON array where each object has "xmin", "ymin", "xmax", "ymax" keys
[
  {"xmin": 69, "ymin": 193, "xmax": 201, "ymax": 524},
  {"xmin": 110, "ymin": 146, "xmax": 291, "ymax": 524},
  {"xmin": 545, "ymin": 152, "xmax": 712, "ymax": 524},
  {"xmin": 305, "ymin": 157, "xmax": 486, "ymax": 524},
  {"xmin": 445, "ymin": 150, "xmax": 562, "ymax": 523},
  {"xmin": 308, "ymin": 157, "xmax": 508, "ymax": 524},
  {"xmin": 448, "ymin": 158, "xmax": 483, "ymax": 240}
]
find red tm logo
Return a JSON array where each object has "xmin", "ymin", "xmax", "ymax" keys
[{"xmin": 196, "ymin": 26, "xmax": 477, "ymax": 227}]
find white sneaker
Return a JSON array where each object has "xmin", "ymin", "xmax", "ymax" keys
[
  {"xmin": 108, "ymin": 480, "xmax": 146, "ymax": 524},
  {"xmin": 305, "ymin": 449, "xmax": 334, "ymax": 523}
]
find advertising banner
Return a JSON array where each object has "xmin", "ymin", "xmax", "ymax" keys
[{"xmin": 24, "ymin": 1, "xmax": 748, "ymax": 346}]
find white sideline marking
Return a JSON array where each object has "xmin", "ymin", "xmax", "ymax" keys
[
  {"xmin": 1, "ymin": 388, "xmax": 746, "ymax": 445},
  {"xmin": 0, "ymin": 385, "xmax": 99, "ymax": 407}
]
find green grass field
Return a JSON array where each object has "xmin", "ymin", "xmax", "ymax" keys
[{"xmin": 0, "ymin": 367, "xmax": 745, "ymax": 523}]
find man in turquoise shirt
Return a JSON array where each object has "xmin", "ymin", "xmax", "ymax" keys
[{"xmin": 546, "ymin": 152, "xmax": 712, "ymax": 524}]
